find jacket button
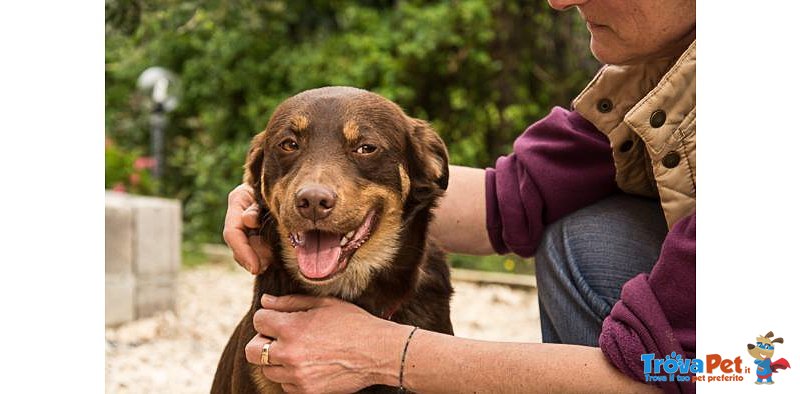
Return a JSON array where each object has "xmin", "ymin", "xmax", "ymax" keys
[
  {"xmin": 597, "ymin": 98, "xmax": 613, "ymax": 113},
  {"xmin": 650, "ymin": 109, "xmax": 666, "ymax": 128},
  {"xmin": 619, "ymin": 140, "xmax": 634, "ymax": 152},
  {"xmin": 662, "ymin": 151, "xmax": 680, "ymax": 168}
]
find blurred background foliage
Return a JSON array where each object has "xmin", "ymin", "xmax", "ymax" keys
[
  {"xmin": 106, "ymin": 0, "xmax": 598, "ymax": 274},
  {"xmin": 105, "ymin": 138, "xmax": 157, "ymax": 195}
]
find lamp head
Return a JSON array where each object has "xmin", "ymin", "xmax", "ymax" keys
[{"xmin": 136, "ymin": 66, "xmax": 180, "ymax": 112}]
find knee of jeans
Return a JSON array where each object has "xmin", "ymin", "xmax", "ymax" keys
[
  {"xmin": 535, "ymin": 217, "xmax": 615, "ymax": 321},
  {"xmin": 533, "ymin": 211, "xmax": 614, "ymax": 293},
  {"xmin": 534, "ymin": 220, "xmax": 562, "ymax": 270},
  {"xmin": 536, "ymin": 200, "xmax": 644, "ymax": 262},
  {"xmin": 534, "ymin": 219, "xmax": 574, "ymax": 288},
  {"xmin": 534, "ymin": 213, "xmax": 598, "ymax": 269}
]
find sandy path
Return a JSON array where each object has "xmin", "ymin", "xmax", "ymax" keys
[{"xmin": 105, "ymin": 264, "xmax": 540, "ymax": 393}]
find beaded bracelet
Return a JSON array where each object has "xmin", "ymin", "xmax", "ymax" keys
[{"xmin": 398, "ymin": 326, "xmax": 419, "ymax": 393}]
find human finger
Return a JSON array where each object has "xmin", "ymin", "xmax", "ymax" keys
[
  {"xmin": 242, "ymin": 203, "xmax": 261, "ymax": 229},
  {"xmin": 227, "ymin": 184, "xmax": 256, "ymax": 209},
  {"xmin": 244, "ymin": 334, "xmax": 273, "ymax": 365},
  {"xmin": 260, "ymin": 365, "xmax": 295, "ymax": 384},
  {"xmin": 248, "ymin": 233, "xmax": 273, "ymax": 273},
  {"xmin": 252, "ymin": 308, "xmax": 293, "ymax": 338},
  {"xmin": 260, "ymin": 293, "xmax": 329, "ymax": 312},
  {"xmin": 222, "ymin": 227, "xmax": 261, "ymax": 274},
  {"xmin": 223, "ymin": 186, "xmax": 260, "ymax": 274}
]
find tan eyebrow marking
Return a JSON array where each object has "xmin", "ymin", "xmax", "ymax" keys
[
  {"xmin": 343, "ymin": 119, "xmax": 360, "ymax": 142},
  {"xmin": 290, "ymin": 115, "xmax": 309, "ymax": 131}
]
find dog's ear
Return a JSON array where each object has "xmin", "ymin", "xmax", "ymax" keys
[
  {"xmin": 406, "ymin": 118, "xmax": 449, "ymax": 198},
  {"xmin": 242, "ymin": 130, "xmax": 280, "ymax": 246},
  {"xmin": 243, "ymin": 130, "xmax": 267, "ymax": 200},
  {"xmin": 772, "ymin": 337, "xmax": 784, "ymax": 344},
  {"xmin": 765, "ymin": 331, "xmax": 775, "ymax": 338}
]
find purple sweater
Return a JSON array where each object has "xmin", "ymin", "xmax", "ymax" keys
[{"xmin": 485, "ymin": 107, "xmax": 696, "ymax": 393}]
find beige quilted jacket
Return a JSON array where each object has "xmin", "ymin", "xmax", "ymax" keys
[{"xmin": 573, "ymin": 40, "xmax": 696, "ymax": 229}]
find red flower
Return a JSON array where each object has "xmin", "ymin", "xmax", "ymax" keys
[
  {"xmin": 112, "ymin": 182, "xmax": 126, "ymax": 193},
  {"xmin": 134, "ymin": 156, "xmax": 157, "ymax": 170},
  {"xmin": 129, "ymin": 173, "xmax": 141, "ymax": 186}
]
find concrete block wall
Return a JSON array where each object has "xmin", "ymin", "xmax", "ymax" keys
[{"xmin": 105, "ymin": 191, "xmax": 181, "ymax": 326}]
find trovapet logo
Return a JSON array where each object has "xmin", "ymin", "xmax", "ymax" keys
[{"xmin": 641, "ymin": 330, "xmax": 792, "ymax": 386}]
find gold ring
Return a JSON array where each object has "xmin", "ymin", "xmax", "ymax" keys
[{"xmin": 261, "ymin": 341, "xmax": 273, "ymax": 366}]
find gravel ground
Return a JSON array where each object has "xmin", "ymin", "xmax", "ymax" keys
[{"xmin": 105, "ymin": 264, "xmax": 541, "ymax": 393}]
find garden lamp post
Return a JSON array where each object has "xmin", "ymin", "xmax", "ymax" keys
[{"xmin": 136, "ymin": 67, "xmax": 179, "ymax": 188}]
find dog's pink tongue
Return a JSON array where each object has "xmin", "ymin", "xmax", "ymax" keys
[{"xmin": 296, "ymin": 230, "xmax": 342, "ymax": 279}]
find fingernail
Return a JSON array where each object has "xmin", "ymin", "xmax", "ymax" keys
[{"xmin": 262, "ymin": 293, "xmax": 277, "ymax": 304}]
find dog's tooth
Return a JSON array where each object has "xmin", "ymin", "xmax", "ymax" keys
[
  {"xmin": 346, "ymin": 230, "xmax": 355, "ymax": 239},
  {"xmin": 340, "ymin": 236, "xmax": 348, "ymax": 246}
]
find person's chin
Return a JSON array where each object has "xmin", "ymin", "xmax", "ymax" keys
[{"xmin": 589, "ymin": 38, "xmax": 639, "ymax": 65}]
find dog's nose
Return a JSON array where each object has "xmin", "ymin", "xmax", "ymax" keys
[
  {"xmin": 295, "ymin": 185, "xmax": 337, "ymax": 221},
  {"xmin": 747, "ymin": 344, "xmax": 755, "ymax": 350}
]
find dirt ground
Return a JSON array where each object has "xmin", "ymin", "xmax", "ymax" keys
[{"xmin": 105, "ymin": 263, "xmax": 541, "ymax": 393}]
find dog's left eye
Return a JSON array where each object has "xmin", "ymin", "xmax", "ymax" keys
[{"xmin": 355, "ymin": 144, "xmax": 378, "ymax": 154}]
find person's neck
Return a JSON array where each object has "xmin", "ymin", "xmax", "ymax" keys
[{"xmin": 620, "ymin": 27, "xmax": 696, "ymax": 66}]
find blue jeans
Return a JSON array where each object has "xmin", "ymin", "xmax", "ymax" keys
[{"xmin": 535, "ymin": 194, "xmax": 668, "ymax": 346}]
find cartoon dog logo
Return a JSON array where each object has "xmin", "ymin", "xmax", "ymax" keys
[{"xmin": 747, "ymin": 331, "xmax": 791, "ymax": 384}]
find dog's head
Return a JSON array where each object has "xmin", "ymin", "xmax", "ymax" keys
[
  {"xmin": 747, "ymin": 331, "xmax": 783, "ymax": 360},
  {"xmin": 245, "ymin": 86, "xmax": 448, "ymax": 299}
]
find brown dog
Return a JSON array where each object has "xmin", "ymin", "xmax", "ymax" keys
[{"xmin": 211, "ymin": 87, "xmax": 454, "ymax": 393}]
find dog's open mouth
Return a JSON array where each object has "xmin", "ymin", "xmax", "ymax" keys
[{"xmin": 288, "ymin": 210, "xmax": 378, "ymax": 281}]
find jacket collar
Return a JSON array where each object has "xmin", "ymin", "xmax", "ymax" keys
[{"xmin": 573, "ymin": 40, "xmax": 696, "ymax": 142}]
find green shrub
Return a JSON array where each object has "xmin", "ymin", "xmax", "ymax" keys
[
  {"xmin": 105, "ymin": 138, "xmax": 157, "ymax": 195},
  {"xmin": 449, "ymin": 253, "xmax": 534, "ymax": 275}
]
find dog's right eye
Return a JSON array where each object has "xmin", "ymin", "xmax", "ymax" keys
[
  {"xmin": 355, "ymin": 144, "xmax": 378, "ymax": 155},
  {"xmin": 278, "ymin": 139, "xmax": 300, "ymax": 152}
]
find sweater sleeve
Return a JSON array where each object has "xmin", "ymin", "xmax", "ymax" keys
[
  {"xmin": 598, "ymin": 212, "xmax": 696, "ymax": 393},
  {"xmin": 484, "ymin": 107, "xmax": 617, "ymax": 256}
]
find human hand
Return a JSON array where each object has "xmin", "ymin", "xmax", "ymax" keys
[
  {"xmin": 245, "ymin": 294, "xmax": 409, "ymax": 394},
  {"xmin": 223, "ymin": 184, "xmax": 272, "ymax": 274}
]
